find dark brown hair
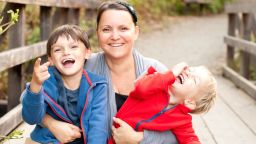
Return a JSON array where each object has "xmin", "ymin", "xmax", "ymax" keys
[
  {"xmin": 96, "ymin": 1, "xmax": 138, "ymax": 29},
  {"xmin": 46, "ymin": 24, "xmax": 91, "ymax": 56}
]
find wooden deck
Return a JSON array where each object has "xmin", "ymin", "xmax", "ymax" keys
[{"xmin": 193, "ymin": 75, "xmax": 256, "ymax": 144}]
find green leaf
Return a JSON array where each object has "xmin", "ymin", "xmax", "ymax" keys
[{"xmin": 0, "ymin": 16, "xmax": 3, "ymax": 23}]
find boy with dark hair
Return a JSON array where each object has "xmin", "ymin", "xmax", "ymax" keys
[{"xmin": 22, "ymin": 25, "xmax": 108, "ymax": 144}]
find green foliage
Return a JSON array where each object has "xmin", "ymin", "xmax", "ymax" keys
[
  {"xmin": 0, "ymin": 9, "xmax": 19, "ymax": 35},
  {"xmin": 129, "ymin": 0, "xmax": 231, "ymax": 17},
  {"xmin": 0, "ymin": 130, "xmax": 24, "ymax": 144},
  {"xmin": 80, "ymin": 19, "xmax": 99, "ymax": 52}
]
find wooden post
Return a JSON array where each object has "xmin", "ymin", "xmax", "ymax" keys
[
  {"xmin": 227, "ymin": 13, "xmax": 237, "ymax": 67},
  {"xmin": 40, "ymin": 6, "xmax": 52, "ymax": 40},
  {"xmin": 68, "ymin": 8, "xmax": 80, "ymax": 25},
  {"xmin": 52, "ymin": 8, "xmax": 69, "ymax": 29},
  {"xmin": 7, "ymin": 4, "xmax": 25, "ymax": 111},
  {"xmin": 40, "ymin": 6, "xmax": 52, "ymax": 62},
  {"xmin": 240, "ymin": 13, "xmax": 251, "ymax": 79}
]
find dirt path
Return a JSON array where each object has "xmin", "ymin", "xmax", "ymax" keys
[{"xmin": 136, "ymin": 14, "xmax": 226, "ymax": 74}]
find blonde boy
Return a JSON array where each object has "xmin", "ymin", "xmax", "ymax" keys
[{"xmin": 111, "ymin": 62, "xmax": 217, "ymax": 144}]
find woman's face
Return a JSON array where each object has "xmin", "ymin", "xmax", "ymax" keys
[{"xmin": 97, "ymin": 10, "xmax": 139, "ymax": 59}]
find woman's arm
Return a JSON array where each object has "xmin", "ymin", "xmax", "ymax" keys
[
  {"xmin": 42, "ymin": 114, "xmax": 81, "ymax": 143},
  {"xmin": 141, "ymin": 130, "xmax": 177, "ymax": 144},
  {"xmin": 112, "ymin": 118, "xmax": 177, "ymax": 144}
]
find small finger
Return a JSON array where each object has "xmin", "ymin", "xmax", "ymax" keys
[
  {"xmin": 34, "ymin": 58, "xmax": 41, "ymax": 69},
  {"xmin": 41, "ymin": 73, "xmax": 50, "ymax": 81},
  {"xmin": 71, "ymin": 125, "xmax": 81, "ymax": 132},
  {"xmin": 73, "ymin": 131, "xmax": 81, "ymax": 138},
  {"xmin": 112, "ymin": 117, "xmax": 124, "ymax": 126},
  {"xmin": 42, "ymin": 61, "xmax": 51, "ymax": 67}
]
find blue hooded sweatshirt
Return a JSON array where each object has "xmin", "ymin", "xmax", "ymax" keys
[{"xmin": 22, "ymin": 67, "xmax": 108, "ymax": 144}]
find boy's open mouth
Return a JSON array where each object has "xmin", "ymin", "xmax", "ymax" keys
[
  {"xmin": 62, "ymin": 58, "xmax": 75, "ymax": 67},
  {"xmin": 176, "ymin": 74, "xmax": 184, "ymax": 84}
]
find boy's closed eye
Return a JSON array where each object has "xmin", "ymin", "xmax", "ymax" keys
[{"xmin": 71, "ymin": 45, "xmax": 79, "ymax": 49}]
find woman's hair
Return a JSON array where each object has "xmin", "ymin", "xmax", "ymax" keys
[
  {"xmin": 96, "ymin": 0, "xmax": 138, "ymax": 29},
  {"xmin": 191, "ymin": 66, "xmax": 217, "ymax": 114},
  {"xmin": 47, "ymin": 24, "xmax": 91, "ymax": 56}
]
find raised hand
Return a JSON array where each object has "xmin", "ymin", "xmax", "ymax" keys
[
  {"xmin": 30, "ymin": 58, "xmax": 50, "ymax": 93},
  {"xmin": 171, "ymin": 62, "xmax": 188, "ymax": 77}
]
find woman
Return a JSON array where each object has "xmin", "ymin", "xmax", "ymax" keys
[{"xmin": 42, "ymin": 1, "xmax": 178, "ymax": 143}]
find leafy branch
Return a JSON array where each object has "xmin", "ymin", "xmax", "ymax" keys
[
  {"xmin": 0, "ymin": 130, "xmax": 24, "ymax": 144},
  {"xmin": 0, "ymin": 9, "xmax": 19, "ymax": 35}
]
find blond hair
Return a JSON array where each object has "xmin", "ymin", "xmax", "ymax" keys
[{"xmin": 191, "ymin": 67, "xmax": 217, "ymax": 114}]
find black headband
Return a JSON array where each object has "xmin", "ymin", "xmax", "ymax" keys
[{"xmin": 117, "ymin": 1, "xmax": 138, "ymax": 24}]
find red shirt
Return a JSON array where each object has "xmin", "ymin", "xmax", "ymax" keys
[{"xmin": 113, "ymin": 66, "xmax": 200, "ymax": 144}]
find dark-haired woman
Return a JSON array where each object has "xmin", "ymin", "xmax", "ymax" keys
[{"xmin": 42, "ymin": 1, "xmax": 178, "ymax": 143}]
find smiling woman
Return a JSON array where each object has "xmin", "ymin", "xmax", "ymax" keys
[{"xmin": 41, "ymin": 1, "xmax": 178, "ymax": 144}]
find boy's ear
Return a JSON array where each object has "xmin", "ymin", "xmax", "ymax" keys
[
  {"xmin": 47, "ymin": 57, "xmax": 54, "ymax": 66},
  {"xmin": 85, "ymin": 48, "xmax": 92, "ymax": 59},
  {"xmin": 184, "ymin": 99, "xmax": 196, "ymax": 110}
]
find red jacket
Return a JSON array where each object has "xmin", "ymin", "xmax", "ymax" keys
[{"xmin": 112, "ymin": 66, "xmax": 200, "ymax": 144}]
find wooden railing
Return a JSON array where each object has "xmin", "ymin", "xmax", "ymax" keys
[
  {"xmin": 0, "ymin": 0, "xmax": 99, "ymax": 136},
  {"xmin": 223, "ymin": 0, "xmax": 256, "ymax": 100}
]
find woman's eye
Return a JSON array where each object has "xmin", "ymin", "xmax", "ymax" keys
[
  {"xmin": 121, "ymin": 27, "xmax": 128, "ymax": 31},
  {"xmin": 102, "ymin": 28, "xmax": 110, "ymax": 33}
]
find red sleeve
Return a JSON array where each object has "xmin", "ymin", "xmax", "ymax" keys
[
  {"xmin": 172, "ymin": 122, "xmax": 201, "ymax": 144},
  {"xmin": 129, "ymin": 66, "xmax": 175, "ymax": 100}
]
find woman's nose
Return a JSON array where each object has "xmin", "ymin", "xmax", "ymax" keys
[{"xmin": 111, "ymin": 30, "xmax": 120, "ymax": 40}]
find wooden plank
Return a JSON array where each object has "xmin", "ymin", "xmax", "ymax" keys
[
  {"xmin": 217, "ymin": 75, "xmax": 256, "ymax": 135},
  {"xmin": 0, "ymin": 41, "xmax": 47, "ymax": 73},
  {"xmin": 0, "ymin": 0, "xmax": 100, "ymax": 8},
  {"xmin": 227, "ymin": 13, "xmax": 237, "ymax": 66},
  {"xmin": 225, "ymin": 0, "xmax": 256, "ymax": 13},
  {"xmin": 223, "ymin": 65, "xmax": 256, "ymax": 100},
  {"xmin": 0, "ymin": 104, "xmax": 22, "ymax": 137},
  {"xmin": 40, "ymin": 6, "xmax": 52, "ymax": 41},
  {"xmin": 40, "ymin": 6, "xmax": 52, "ymax": 63},
  {"xmin": 224, "ymin": 36, "xmax": 256, "ymax": 56},
  {"xmin": 7, "ymin": 3, "xmax": 25, "ymax": 111},
  {"xmin": 68, "ymin": 8, "xmax": 80, "ymax": 25},
  {"xmin": 240, "ymin": 13, "xmax": 250, "ymax": 78},
  {"xmin": 52, "ymin": 8, "xmax": 69, "ymax": 29},
  {"xmin": 192, "ymin": 115, "xmax": 216, "ymax": 144},
  {"xmin": 201, "ymin": 85, "xmax": 256, "ymax": 143}
]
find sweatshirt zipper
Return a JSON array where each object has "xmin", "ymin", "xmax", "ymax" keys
[
  {"xmin": 80, "ymin": 70, "xmax": 94, "ymax": 144},
  {"xmin": 135, "ymin": 105, "xmax": 177, "ymax": 131},
  {"xmin": 43, "ymin": 91, "xmax": 72, "ymax": 123}
]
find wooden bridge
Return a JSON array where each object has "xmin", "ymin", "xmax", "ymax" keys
[{"xmin": 1, "ymin": 0, "xmax": 256, "ymax": 143}]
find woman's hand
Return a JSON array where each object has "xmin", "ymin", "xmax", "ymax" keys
[
  {"xmin": 43, "ymin": 114, "xmax": 81, "ymax": 143},
  {"xmin": 112, "ymin": 117, "xmax": 143, "ymax": 144}
]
